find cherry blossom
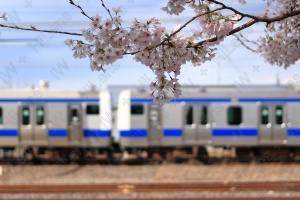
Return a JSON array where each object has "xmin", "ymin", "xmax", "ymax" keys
[
  {"xmin": 257, "ymin": 0, "xmax": 300, "ymax": 68},
  {"xmin": 112, "ymin": 7, "xmax": 122, "ymax": 14},
  {"xmin": 64, "ymin": 39, "xmax": 73, "ymax": 47},
  {"xmin": 62, "ymin": 0, "xmax": 300, "ymax": 104},
  {"xmin": 1, "ymin": 0, "xmax": 299, "ymax": 104},
  {"xmin": 1, "ymin": 12, "xmax": 7, "ymax": 21}
]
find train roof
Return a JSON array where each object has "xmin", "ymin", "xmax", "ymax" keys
[
  {"xmin": 122, "ymin": 84, "xmax": 299, "ymax": 95},
  {"xmin": 109, "ymin": 84, "xmax": 298, "ymax": 92},
  {"xmin": 0, "ymin": 89, "xmax": 104, "ymax": 98}
]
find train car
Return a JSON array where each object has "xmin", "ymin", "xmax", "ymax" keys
[
  {"xmin": 117, "ymin": 85, "xmax": 300, "ymax": 161},
  {"xmin": 0, "ymin": 89, "xmax": 112, "ymax": 161}
]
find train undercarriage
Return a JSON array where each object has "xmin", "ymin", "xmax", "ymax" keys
[{"xmin": 1, "ymin": 145, "xmax": 300, "ymax": 164}]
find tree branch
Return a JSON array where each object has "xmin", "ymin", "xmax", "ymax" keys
[
  {"xmin": 1, "ymin": 1, "xmax": 299, "ymax": 53},
  {"xmin": 208, "ymin": 0, "xmax": 260, "ymax": 20},
  {"xmin": 209, "ymin": 0, "xmax": 300, "ymax": 23},
  {"xmin": 191, "ymin": 9, "xmax": 300, "ymax": 47},
  {"xmin": 168, "ymin": 7, "xmax": 223, "ymax": 38},
  {"xmin": 100, "ymin": 0, "xmax": 113, "ymax": 21},
  {"xmin": 233, "ymin": 34, "xmax": 257, "ymax": 53},
  {"xmin": 69, "ymin": 0, "xmax": 92, "ymax": 20},
  {"xmin": 0, "ymin": 23, "xmax": 82, "ymax": 36}
]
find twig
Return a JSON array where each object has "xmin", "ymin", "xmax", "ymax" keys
[
  {"xmin": 191, "ymin": 9, "xmax": 300, "ymax": 47},
  {"xmin": 0, "ymin": 23, "xmax": 82, "ymax": 36},
  {"xmin": 69, "ymin": 0, "xmax": 92, "ymax": 20},
  {"xmin": 233, "ymin": 34, "xmax": 257, "ymax": 53},
  {"xmin": 239, "ymin": 32, "xmax": 258, "ymax": 45},
  {"xmin": 0, "ymin": 1, "xmax": 299, "ymax": 54},
  {"xmin": 168, "ymin": 7, "xmax": 223, "ymax": 39},
  {"xmin": 100, "ymin": 0, "xmax": 113, "ymax": 21},
  {"xmin": 209, "ymin": 0, "xmax": 300, "ymax": 23}
]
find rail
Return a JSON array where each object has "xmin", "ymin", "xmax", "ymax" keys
[{"xmin": 1, "ymin": 181, "xmax": 300, "ymax": 193}]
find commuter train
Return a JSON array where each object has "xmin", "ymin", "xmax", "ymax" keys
[
  {"xmin": 0, "ymin": 89, "xmax": 112, "ymax": 160},
  {"xmin": 1, "ymin": 85, "xmax": 300, "ymax": 162}
]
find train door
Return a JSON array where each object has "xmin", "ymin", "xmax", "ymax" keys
[
  {"xmin": 34, "ymin": 105, "xmax": 48, "ymax": 142},
  {"xmin": 272, "ymin": 104, "xmax": 287, "ymax": 142},
  {"xmin": 258, "ymin": 104, "xmax": 287, "ymax": 143},
  {"xmin": 258, "ymin": 105, "xmax": 272, "ymax": 142},
  {"xmin": 68, "ymin": 104, "xmax": 82, "ymax": 141},
  {"xmin": 19, "ymin": 105, "xmax": 33, "ymax": 142},
  {"xmin": 197, "ymin": 105, "xmax": 211, "ymax": 143},
  {"xmin": 148, "ymin": 104, "xmax": 162, "ymax": 145},
  {"xmin": 19, "ymin": 105, "xmax": 48, "ymax": 142},
  {"xmin": 184, "ymin": 104, "xmax": 196, "ymax": 142}
]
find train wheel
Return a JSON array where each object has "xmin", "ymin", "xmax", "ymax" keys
[
  {"xmin": 197, "ymin": 147, "xmax": 209, "ymax": 163},
  {"xmin": 236, "ymin": 148, "xmax": 253, "ymax": 162},
  {"xmin": 69, "ymin": 151, "xmax": 81, "ymax": 162},
  {"xmin": 148, "ymin": 152, "xmax": 165, "ymax": 164},
  {"xmin": 24, "ymin": 148, "xmax": 34, "ymax": 162}
]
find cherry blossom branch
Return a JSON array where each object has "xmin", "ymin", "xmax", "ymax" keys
[
  {"xmin": 0, "ymin": 5, "xmax": 298, "ymax": 47},
  {"xmin": 238, "ymin": 32, "xmax": 258, "ymax": 45},
  {"xmin": 260, "ymin": 10, "xmax": 300, "ymax": 24},
  {"xmin": 69, "ymin": 0, "xmax": 92, "ymax": 20},
  {"xmin": 0, "ymin": 23, "xmax": 82, "ymax": 36},
  {"xmin": 208, "ymin": 0, "xmax": 260, "ymax": 20},
  {"xmin": 209, "ymin": 0, "xmax": 300, "ymax": 24},
  {"xmin": 233, "ymin": 34, "xmax": 256, "ymax": 53},
  {"xmin": 100, "ymin": 0, "xmax": 113, "ymax": 21},
  {"xmin": 123, "ymin": 8, "xmax": 224, "ymax": 56},
  {"xmin": 167, "ymin": 7, "xmax": 223, "ymax": 38},
  {"xmin": 191, "ymin": 9, "xmax": 300, "ymax": 47}
]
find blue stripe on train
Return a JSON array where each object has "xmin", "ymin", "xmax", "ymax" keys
[
  {"xmin": 119, "ymin": 129, "xmax": 183, "ymax": 137},
  {"xmin": 120, "ymin": 129, "xmax": 147, "ymax": 137},
  {"xmin": 118, "ymin": 128, "xmax": 300, "ymax": 137},
  {"xmin": 164, "ymin": 129, "xmax": 182, "ymax": 137},
  {"xmin": 48, "ymin": 129, "xmax": 111, "ymax": 137},
  {"xmin": 130, "ymin": 98, "xmax": 231, "ymax": 103},
  {"xmin": 0, "ymin": 98, "xmax": 99, "ymax": 103},
  {"xmin": 212, "ymin": 128, "xmax": 257, "ymax": 137},
  {"xmin": 239, "ymin": 98, "xmax": 300, "ymax": 103},
  {"xmin": 83, "ymin": 130, "xmax": 111, "ymax": 137},
  {"xmin": 0, "ymin": 129, "xmax": 18, "ymax": 137},
  {"xmin": 0, "ymin": 129, "xmax": 110, "ymax": 137},
  {"xmin": 288, "ymin": 128, "xmax": 300, "ymax": 136},
  {"xmin": 120, "ymin": 128, "xmax": 257, "ymax": 137},
  {"xmin": 2, "ymin": 128, "xmax": 300, "ymax": 137},
  {"xmin": 48, "ymin": 129, "xmax": 67, "ymax": 137}
]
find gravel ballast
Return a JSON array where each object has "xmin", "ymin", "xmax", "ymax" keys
[{"xmin": 1, "ymin": 163, "xmax": 300, "ymax": 184}]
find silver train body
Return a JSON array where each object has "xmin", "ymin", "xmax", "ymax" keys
[
  {"xmin": 1, "ymin": 85, "xmax": 300, "ymax": 160},
  {"xmin": 117, "ymin": 86, "xmax": 300, "ymax": 153},
  {"xmin": 0, "ymin": 89, "xmax": 112, "ymax": 158}
]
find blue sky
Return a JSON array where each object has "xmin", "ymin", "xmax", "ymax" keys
[{"xmin": 0, "ymin": 0, "xmax": 299, "ymax": 90}]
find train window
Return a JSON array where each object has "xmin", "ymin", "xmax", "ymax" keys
[
  {"xmin": 71, "ymin": 109, "xmax": 80, "ymax": 122},
  {"xmin": 150, "ymin": 104, "xmax": 160, "ymax": 122},
  {"xmin": 261, "ymin": 106, "xmax": 269, "ymax": 125},
  {"xmin": 186, "ymin": 105, "xmax": 193, "ymax": 125},
  {"xmin": 0, "ymin": 107, "xmax": 2, "ymax": 125},
  {"xmin": 36, "ymin": 107, "xmax": 44, "ymax": 125},
  {"xmin": 275, "ymin": 106, "xmax": 283, "ymax": 124},
  {"xmin": 227, "ymin": 106, "xmax": 242, "ymax": 125},
  {"xmin": 131, "ymin": 105, "xmax": 144, "ymax": 115},
  {"xmin": 200, "ymin": 106, "xmax": 208, "ymax": 125},
  {"xmin": 86, "ymin": 105, "xmax": 99, "ymax": 115},
  {"xmin": 22, "ymin": 107, "xmax": 30, "ymax": 125}
]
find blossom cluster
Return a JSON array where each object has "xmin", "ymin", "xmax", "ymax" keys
[
  {"xmin": 63, "ymin": 0, "xmax": 298, "ymax": 104},
  {"xmin": 257, "ymin": 0, "xmax": 300, "ymax": 68},
  {"xmin": 65, "ymin": 2, "xmax": 242, "ymax": 104},
  {"xmin": 1, "ymin": 12, "xmax": 7, "ymax": 21}
]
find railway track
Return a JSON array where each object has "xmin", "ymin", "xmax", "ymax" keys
[
  {"xmin": 1, "ymin": 181, "xmax": 300, "ymax": 193},
  {"xmin": 2, "ymin": 199, "xmax": 300, "ymax": 200}
]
